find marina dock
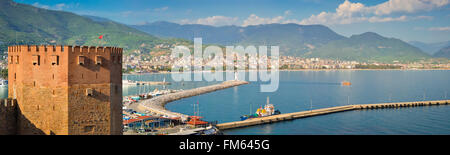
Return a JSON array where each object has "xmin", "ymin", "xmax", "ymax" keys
[
  {"xmin": 216, "ymin": 100, "xmax": 450, "ymax": 130},
  {"xmin": 130, "ymin": 80, "xmax": 249, "ymax": 119}
]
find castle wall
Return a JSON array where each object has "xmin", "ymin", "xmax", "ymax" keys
[
  {"xmin": 7, "ymin": 45, "xmax": 123, "ymax": 135},
  {"xmin": 0, "ymin": 99, "xmax": 17, "ymax": 135},
  {"xmin": 67, "ymin": 46, "xmax": 123, "ymax": 135}
]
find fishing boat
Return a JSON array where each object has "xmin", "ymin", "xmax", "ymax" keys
[
  {"xmin": 341, "ymin": 81, "xmax": 352, "ymax": 86},
  {"xmin": 240, "ymin": 96, "xmax": 281, "ymax": 121}
]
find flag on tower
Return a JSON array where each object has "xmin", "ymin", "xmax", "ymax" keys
[{"xmin": 99, "ymin": 35, "xmax": 103, "ymax": 39}]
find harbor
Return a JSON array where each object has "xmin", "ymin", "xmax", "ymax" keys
[
  {"xmin": 129, "ymin": 80, "xmax": 249, "ymax": 119},
  {"xmin": 122, "ymin": 80, "xmax": 249, "ymax": 135}
]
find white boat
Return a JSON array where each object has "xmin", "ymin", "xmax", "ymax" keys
[
  {"xmin": 122, "ymin": 75, "xmax": 138, "ymax": 85},
  {"xmin": 0, "ymin": 79, "xmax": 7, "ymax": 87}
]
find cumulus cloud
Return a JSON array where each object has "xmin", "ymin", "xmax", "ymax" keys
[
  {"xmin": 300, "ymin": 0, "xmax": 449, "ymax": 25},
  {"xmin": 242, "ymin": 14, "xmax": 286, "ymax": 26},
  {"xmin": 371, "ymin": 0, "xmax": 449, "ymax": 15}
]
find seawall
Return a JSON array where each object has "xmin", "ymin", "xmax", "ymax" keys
[
  {"xmin": 216, "ymin": 100, "xmax": 450, "ymax": 130},
  {"xmin": 133, "ymin": 80, "xmax": 249, "ymax": 119}
]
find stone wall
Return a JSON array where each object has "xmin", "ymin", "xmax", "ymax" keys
[{"xmin": 7, "ymin": 45, "xmax": 123, "ymax": 135}]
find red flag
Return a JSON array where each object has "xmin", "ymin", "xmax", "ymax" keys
[{"xmin": 99, "ymin": 35, "xmax": 103, "ymax": 39}]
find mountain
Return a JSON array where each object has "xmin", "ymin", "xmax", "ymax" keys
[
  {"xmin": 434, "ymin": 46, "xmax": 450, "ymax": 58},
  {"xmin": 408, "ymin": 41, "xmax": 450, "ymax": 55},
  {"xmin": 306, "ymin": 32, "xmax": 431, "ymax": 62},
  {"xmin": 0, "ymin": 0, "xmax": 189, "ymax": 54},
  {"xmin": 131, "ymin": 22, "xmax": 346, "ymax": 56}
]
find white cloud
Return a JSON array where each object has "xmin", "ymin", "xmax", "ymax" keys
[
  {"xmin": 242, "ymin": 14, "xmax": 285, "ymax": 26},
  {"xmin": 154, "ymin": 6, "xmax": 169, "ymax": 12},
  {"xmin": 300, "ymin": 0, "xmax": 448, "ymax": 25},
  {"xmin": 55, "ymin": 3, "xmax": 66, "ymax": 10},
  {"xmin": 428, "ymin": 26, "xmax": 450, "ymax": 31},
  {"xmin": 32, "ymin": 2, "xmax": 72, "ymax": 11},
  {"xmin": 33, "ymin": 2, "xmax": 50, "ymax": 9},
  {"xmin": 371, "ymin": 0, "xmax": 449, "ymax": 15},
  {"xmin": 180, "ymin": 16, "xmax": 239, "ymax": 26}
]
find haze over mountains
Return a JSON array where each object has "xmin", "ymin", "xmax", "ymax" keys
[
  {"xmin": 434, "ymin": 46, "xmax": 450, "ymax": 59},
  {"xmin": 408, "ymin": 41, "xmax": 450, "ymax": 55},
  {"xmin": 0, "ymin": 0, "xmax": 447, "ymax": 62}
]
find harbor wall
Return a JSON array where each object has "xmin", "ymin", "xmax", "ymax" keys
[
  {"xmin": 136, "ymin": 80, "xmax": 249, "ymax": 118},
  {"xmin": 217, "ymin": 100, "xmax": 450, "ymax": 130},
  {"xmin": 0, "ymin": 99, "xmax": 17, "ymax": 135}
]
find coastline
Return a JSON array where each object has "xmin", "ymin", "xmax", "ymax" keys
[{"xmin": 123, "ymin": 68, "xmax": 450, "ymax": 75}]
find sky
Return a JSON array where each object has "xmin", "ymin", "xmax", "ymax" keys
[{"xmin": 14, "ymin": 0, "xmax": 450, "ymax": 43}]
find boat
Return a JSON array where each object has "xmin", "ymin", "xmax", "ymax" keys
[
  {"xmin": 0, "ymin": 79, "xmax": 7, "ymax": 87},
  {"xmin": 341, "ymin": 81, "xmax": 352, "ymax": 86},
  {"xmin": 240, "ymin": 96, "xmax": 281, "ymax": 121},
  {"xmin": 150, "ymin": 88, "xmax": 163, "ymax": 97},
  {"xmin": 122, "ymin": 75, "xmax": 139, "ymax": 86}
]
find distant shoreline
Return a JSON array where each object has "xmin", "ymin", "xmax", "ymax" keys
[{"xmin": 123, "ymin": 68, "xmax": 450, "ymax": 75}]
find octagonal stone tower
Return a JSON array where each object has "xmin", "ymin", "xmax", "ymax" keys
[{"xmin": 8, "ymin": 45, "xmax": 123, "ymax": 135}]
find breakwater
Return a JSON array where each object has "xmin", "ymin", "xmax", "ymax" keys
[
  {"xmin": 217, "ymin": 100, "xmax": 450, "ymax": 130},
  {"xmin": 133, "ymin": 80, "xmax": 249, "ymax": 119}
]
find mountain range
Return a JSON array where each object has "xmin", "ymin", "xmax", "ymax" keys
[
  {"xmin": 0, "ymin": 0, "xmax": 446, "ymax": 62},
  {"xmin": 0, "ymin": 0, "xmax": 190, "ymax": 55},
  {"xmin": 433, "ymin": 46, "xmax": 450, "ymax": 58},
  {"xmin": 132, "ymin": 22, "xmax": 346, "ymax": 56},
  {"xmin": 133, "ymin": 21, "xmax": 432, "ymax": 62},
  {"xmin": 408, "ymin": 41, "xmax": 450, "ymax": 55}
]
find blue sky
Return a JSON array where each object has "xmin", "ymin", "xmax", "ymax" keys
[{"xmin": 15, "ymin": 0, "xmax": 450, "ymax": 43}]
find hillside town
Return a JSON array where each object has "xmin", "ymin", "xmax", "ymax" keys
[{"xmin": 121, "ymin": 50, "xmax": 450, "ymax": 74}]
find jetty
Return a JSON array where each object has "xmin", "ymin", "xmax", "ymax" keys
[
  {"xmin": 216, "ymin": 100, "xmax": 450, "ymax": 130},
  {"xmin": 131, "ymin": 80, "xmax": 249, "ymax": 119}
]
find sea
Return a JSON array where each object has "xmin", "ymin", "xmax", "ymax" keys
[{"xmin": 2, "ymin": 70, "xmax": 449, "ymax": 134}]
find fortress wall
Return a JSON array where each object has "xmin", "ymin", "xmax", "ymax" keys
[
  {"xmin": 7, "ymin": 45, "xmax": 123, "ymax": 135},
  {"xmin": 0, "ymin": 99, "xmax": 17, "ymax": 135}
]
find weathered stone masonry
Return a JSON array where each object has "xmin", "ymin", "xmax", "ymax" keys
[{"xmin": 4, "ymin": 45, "xmax": 123, "ymax": 135}]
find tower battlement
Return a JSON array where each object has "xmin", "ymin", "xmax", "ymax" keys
[
  {"xmin": 7, "ymin": 45, "xmax": 123, "ymax": 135},
  {"xmin": 8, "ymin": 45, "xmax": 122, "ymax": 55}
]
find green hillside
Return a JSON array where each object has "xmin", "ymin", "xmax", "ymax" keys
[
  {"xmin": 0, "ymin": 0, "xmax": 190, "ymax": 55},
  {"xmin": 434, "ymin": 46, "xmax": 450, "ymax": 59},
  {"xmin": 306, "ymin": 32, "xmax": 431, "ymax": 63}
]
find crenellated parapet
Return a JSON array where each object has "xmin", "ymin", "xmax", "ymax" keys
[
  {"xmin": 8, "ymin": 45, "xmax": 122, "ymax": 55},
  {"xmin": 7, "ymin": 45, "xmax": 123, "ymax": 135}
]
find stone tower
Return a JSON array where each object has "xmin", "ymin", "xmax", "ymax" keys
[{"xmin": 8, "ymin": 45, "xmax": 123, "ymax": 135}]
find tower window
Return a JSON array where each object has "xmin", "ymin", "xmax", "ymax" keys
[
  {"xmin": 51, "ymin": 55, "xmax": 59, "ymax": 65},
  {"xmin": 95, "ymin": 55, "xmax": 102, "ymax": 65},
  {"xmin": 16, "ymin": 56, "xmax": 19, "ymax": 64},
  {"xmin": 86, "ymin": 88, "xmax": 93, "ymax": 96},
  {"xmin": 9, "ymin": 56, "xmax": 13, "ymax": 64},
  {"xmin": 78, "ymin": 56, "xmax": 85, "ymax": 65},
  {"xmin": 32, "ymin": 55, "xmax": 40, "ymax": 65}
]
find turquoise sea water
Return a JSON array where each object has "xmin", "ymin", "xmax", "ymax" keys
[
  {"xmin": 163, "ymin": 70, "xmax": 450, "ymax": 135},
  {"xmin": 2, "ymin": 70, "xmax": 449, "ymax": 134}
]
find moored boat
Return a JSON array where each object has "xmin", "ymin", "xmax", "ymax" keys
[{"xmin": 240, "ymin": 96, "xmax": 281, "ymax": 121}]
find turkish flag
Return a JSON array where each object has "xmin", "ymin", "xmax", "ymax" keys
[{"xmin": 99, "ymin": 35, "xmax": 103, "ymax": 39}]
